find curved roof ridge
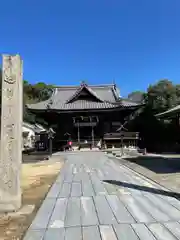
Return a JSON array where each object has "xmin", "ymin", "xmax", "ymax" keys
[
  {"xmin": 66, "ymin": 84, "xmax": 104, "ymax": 103},
  {"xmin": 85, "ymin": 85, "xmax": 104, "ymax": 102},
  {"xmin": 111, "ymin": 87, "xmax": 120, "ymax": 100},
  {"xmin": 54, "ymin": 84, "xmax": 116, "ymax": 89}
]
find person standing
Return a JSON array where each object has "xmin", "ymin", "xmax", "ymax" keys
[{"xmin": 68, "ymin": 140, "xmax": 72, "ymax": 150}]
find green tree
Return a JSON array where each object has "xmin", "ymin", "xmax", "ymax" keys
[
  {"xmin": 128, "ymin": 79, "xmax": 180, "ymax": 152},
  {"xmin": 144, "ymin": 79, "xmax": 178, "ymax": 113},
  {"xmin": 175, "ymin": 84, "xmax": 180, "ymax": 104},
  {"xmin": 128, "ymin": 91, "xmax": 145, "ymax": 103},
  {"xmin": 23, "ymin": 81, "xmax": 54, "ymax": 124},
  {"xmin": 0, "ymin": 70, "xmax": 53, "ymax": 125}
]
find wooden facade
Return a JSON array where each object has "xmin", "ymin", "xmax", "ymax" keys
[{"xmin": 27, "ymin": 83, "xmax": 143, "ymax": 149}]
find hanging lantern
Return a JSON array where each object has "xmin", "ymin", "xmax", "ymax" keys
[{"xmin": 48, "ymin": 128, "xmax": 55, "ymax": 139}]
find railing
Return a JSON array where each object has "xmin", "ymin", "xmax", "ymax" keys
[{"xmin": 104, "ymin": 132, "xmax": 139, "ymax": 140}]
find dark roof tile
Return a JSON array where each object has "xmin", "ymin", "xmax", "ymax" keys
[{"xmin": 27, "ymin": 84, "xmax": 141, "ymax": 111}]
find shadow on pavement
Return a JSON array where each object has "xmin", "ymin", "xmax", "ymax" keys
[
  {"xmin": 22, "ymin": 151, "xmax": 60, "ymax": 163},
  {"xmin": 123, "ymin": 155, "xmax": 180, "ymax": 174},
  {"xmin": 104, "ymin": 180, "xmax": 180, "ymax": 200}
]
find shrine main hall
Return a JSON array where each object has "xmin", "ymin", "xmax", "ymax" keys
[{"xmin": 27, "ymin": 82, "xmax": 143, "ymax": 149}]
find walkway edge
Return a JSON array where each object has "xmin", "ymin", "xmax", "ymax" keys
[{"xmin": 108, "ymin": 154, "xmax": 180, "ymax": 197}]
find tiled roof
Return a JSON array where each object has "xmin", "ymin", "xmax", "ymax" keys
[
  {"xmin": 27, "ymin": 84, "xmax": 141, "ymax": 111},
  {"xmin": 66, "ymin": 84, "xmax": 104, "ymax": 103},
  {"xmin": 120, "ymin": 99, "xmax": 140, "ymax": 107},
  {"xmin": 23, "ymin": 122, "xmax": 47, "ymax": 133}
]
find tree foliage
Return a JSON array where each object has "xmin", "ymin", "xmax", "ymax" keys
[
  {"xmin": 128, "ymin": 79, "xmax": 180, "ymax": 114},
  {"xmin": 128, "ymin": 79, "xmax": 180, "ymax": 152},
  {"xmin": 144, "ymin": 79, "xmax": 180, "ymax": 114},
  {"xmin": 23, "ymin": 80, "xmax": 54, "ymax": 103},
  {"xmin": 128, "ymin": 91, "xmax": 144, "ymax": 103},
  {"xmin": 23, "ymin": 81, "xmax": 55, "ymax": 124},
  {"xmin": 0, "ymin": 70, "xmax": 54, "ymax": 124}
]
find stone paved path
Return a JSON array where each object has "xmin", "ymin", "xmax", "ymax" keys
[{"xmin": 24, "ymin": 152, "xmax": 180, "ymax": 239}]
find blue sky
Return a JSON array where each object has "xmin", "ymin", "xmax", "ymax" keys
[{"xmin": 0, "ymin": 0, "xmax": 180, "ymax": 97}]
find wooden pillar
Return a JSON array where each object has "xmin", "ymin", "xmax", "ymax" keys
[
  {"xmin": 77, "ymin": 122, "xmax": 80, "ymax": 143},
  {"xmin": 121, "ymin": 135, "xmax": 124, "ymax": 156},
  {"xmin": 49, "ymin": 138, "xmax": 52, "ymax": 156},
  {"xmin": 92, "ymin": 126, "xmax": 94, "ymax": 147}
]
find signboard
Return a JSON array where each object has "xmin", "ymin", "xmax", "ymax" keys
[{"xmin": 74, "ymin": 122, "xmax": 97, "ymax": 127}]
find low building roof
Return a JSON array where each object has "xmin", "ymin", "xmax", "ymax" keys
[
  {"xmin": 23, "ymin": 122, "xmax": 47, "ymax": 133},
  {"xmin": 155, "ymin": 105, "xmax": 180, "ymax": 118},
  {"xmin": 27, "ymin": 83, "xmax": 142, "ymax": 112}
]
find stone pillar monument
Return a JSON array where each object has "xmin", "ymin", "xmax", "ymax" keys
[{"xmin": 0, "ymin": 55, "xmax": 23, "ymax": 212}]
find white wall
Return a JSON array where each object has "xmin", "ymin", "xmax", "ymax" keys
[{"xmin": 22, "ymin": 125, "xmax": 35, "ymax": 149}]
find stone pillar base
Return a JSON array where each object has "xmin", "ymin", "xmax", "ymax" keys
[{"xmin": 0, "ymin": 196, "xmax": 21, "ymax": 212}]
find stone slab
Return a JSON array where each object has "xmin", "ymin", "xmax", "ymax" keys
[
  {"xmin": 114, "ymin": 224, "xmax": 139, "ymax": 240},
  {"xmin": 90, "ymin": 173, "xmax": 107, "ymax": 195},
  {"xmin": 82, "ymin": 226, "xmax": 101, "ymax": 240},
  {"xmin": 99, "ymin": 225, "xmax": 117, "ymax": 240},
  {"xmin": 64, "ymin": 173, "xmax": 74, "ymax": 183},
  {"xmin": 96, "ymin": 169, "xmax": 105, "ymax": 180},
  {"xmin": 118, "ymin": 194, "xmax": 155, "ymax": 223},
  {"xmin": 23, "ymin": 229, "xmax": 45, "ymax": 240},
  {"xmin": 65, "ymin": 197, "xmax": 81, "ymax": 227},
  {"xmin": 73, "ymin": 172, "xmax": 86, "ymax": 182},
  {"xmin": 132, "ymin": 224, "xmax": 156, "ymax": 240},
  {"xmin": 147, "ymin": 223, "xmax": 177, "ymax": 240},
  {"xmin": 106, "ymin": 195, "xmax": 135, "ymax": 223},
  {"xmin": 161, "ymin": 196, "xmax": 180, "ymax": 211},
  {"xmin": 48, "ymin": 198, "xmax": 68, "ymax": 228},
  {"xmin": 65, "ymin": 227, "xmax": 82, "ymax": 240},
  {"xmin": 144, "ymin": 192, "xmax": 180, "ymax": 221},
  {"xmin": 46, "ymin": 182, "xmax": 62, "ymax": 199},
  {"xmin": 103, "ymin": 182, "xmax": 117, "ymax": 194},
  {"xmin": 133, "ymin": 194, "xmax": 170, "ymax": 222},
  {"xmin": 81, "ymin": 197, "xmax": 99, "ymax": 226},
  {"xmin": 63, "ymin": 164, "xmax": 74, "ymax": 183},
  {"xmin": 164, "ymin": 222, "xmax": 180, "ymax": 239},
  {"xmin": 29, "ymin": 198, "xmax": 56, "ymax": 229},
  {"xmin": 59, "ymin": 183, "xmax": 71, "ymax": 198},
  {"xmin": 94, "ymin": 195, "xmax": 117, "ymax": 225},
  {"xmin": 43, "ymin": 228, "xmax": 65, "ymax": 240},
  {"xmin": 81, "ymin": 176, "xmax": 95, "ymax": 197},
  {"xmin": 71, "ymin": 182, "xmax": 82, "ymax": 197}
]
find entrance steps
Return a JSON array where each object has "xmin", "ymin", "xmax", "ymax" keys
[{"xmin": 74, "ymin": 147, "xmax": 100, "ymax": 151}]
